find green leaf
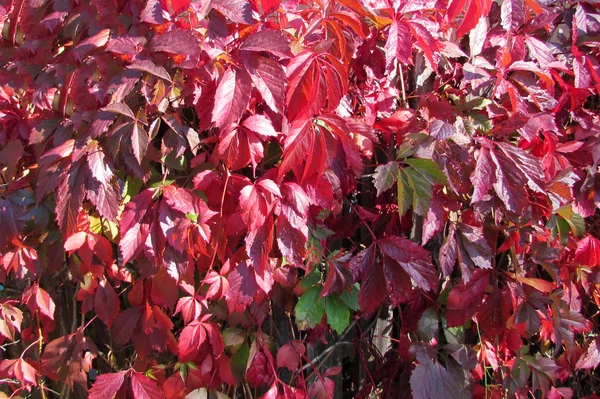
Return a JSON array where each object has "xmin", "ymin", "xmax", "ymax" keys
[
  {"xmin": 463, "ymin": 97, "xmax": 491, "ymax": 111},
  {"xmin": 325, "ymin": 295, "xmax": 350, "ymax": 334},
  {"xmin": 230, "ymin": 342, "xmax": 250, "ymax": 380},
  {"xmin": 122, "ymin": 177, "xmax": 143, "ymax": 204},
  {"xmin": 300, "ymin": 269, "xmax": 321, "ymax": 289},
  {"xmin": 340, "ymin": 284, "xmax": 360, "ymax": 311},
  {"xmin": 186, "ymin": 213, "xmax": 199, "ymax": 223},
  {"xmin": 397, "ymin": 169, "xmax": 413, "ymax": 216},
  {"xmin": 556, "ymin": 217, "xmax": 570, "ymax": 246},
  {"xmin": 295, "ymin": 286, "xmax": 325, "ymax": 329},
  {"xmin": 405, "ymin": 167, "xmax": 433, "ymax": 216},
  {"xmin": 405, "ymin": 158, "xmax": 448, "ymax": 185}
]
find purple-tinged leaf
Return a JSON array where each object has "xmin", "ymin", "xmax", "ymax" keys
[
  {"xmin": 212, "ymin": 0, "xmax": 253, "ymax": 24},
  {"xmin": 213, "ymin": 67, "xmax": 252, "ymax": 130},
  {"xmin": 240, "ymin": 29, "xmax": 291, "ymax": 58}
]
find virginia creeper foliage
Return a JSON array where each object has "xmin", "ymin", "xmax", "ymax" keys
[{"xmin": 1, "ymin": 0, "xmax": 600, "ymax": 398}]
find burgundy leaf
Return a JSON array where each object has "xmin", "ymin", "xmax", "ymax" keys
[{"xmin": 212, "ymin": 67, "xmax": 252, "ymax": 130}]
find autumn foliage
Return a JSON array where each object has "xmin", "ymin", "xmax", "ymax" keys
[{"xmin": 1, "ymin": 0, "xmax": 600, "ymax": 397}]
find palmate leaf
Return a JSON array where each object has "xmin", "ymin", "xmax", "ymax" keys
[{"xmin": 349, "ymin": 236, "xmax": 435, "ymax": 314}]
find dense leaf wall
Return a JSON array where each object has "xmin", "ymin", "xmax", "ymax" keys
[{"xmin": 1, "ymin": 0, "xmax": 600, "ymax": 398}]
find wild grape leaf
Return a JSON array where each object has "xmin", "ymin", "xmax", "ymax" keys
[
  {"xmin": 141, "ymin": 0, "xmax": 166, "ymax": 24},
  {"xmin": 212, "ymin": 66, "xmax": 252, "ymax": 130},
  {"xmin": 452, "ymin": 0, "xmax": 492, "ymax": 39},
  {"xmin": 373, "ymin": 161, "xmax": 399, "ymax": 197},
  {"xmin": 0, "ymin": 302, "xmax": 23, "ymax": 341},
  {"xmin": 0, "ymin": 199, "xmax": 22, "ymax": 250},
  {"xmin": 470, "ymin": 147, "xmax": 495, "ymax": 204},
  {"xmin": 410, "ymin": 359, "xmax": 463, "ymax": 399},
  {"xmin": 325, "ymin": 295, "xmax": 350, "ymax": 334},
  {"xmin": 175, "ymin": 295, "xmax": 206, "ymax": 325},
  {"xmin": 149, "ymin": 28, "xmax": 200, "ymax": 57},
  {"xmin": 41, "ymin": 329, "xmax": 98, "ymax": 388},
  {"xmin": 242, "ymin": 53, "xmax": 287, "ymax": 114},
  {"xmin": 321, "ymin": 253, "xmax": 354, "ymax": 297},
  {"xmin": 119, "ymin": 189, "xmax": 155, "ymax": 264},
  {"xmin": 295, "ymin": 286, "xmax": 325, "ymax": 329},
  {"xmin": 239, "ymin": 179, "xmax": 281, "ymax": 231},
  {"xmin": 379, "ymin": 236, "xmax": 436, "ymax": 293},
  {"xmin": 286, "ymin": 51, "xmax": 347, "ymax": 121},
  {"xmin": 576, "ymin": 338, "xmax": 600, "ymax": 370},
  {"xmin": 277, "ymin": 182, "xmax": 309, "ymax": 268},
  {"xmin": 501, "ymin": 0, "xmax": 525, "ymax": 31},
  {"xmin": 239, "ymin": 29, "xmax": 291, "ymax": 58},
  {"xmin": 245, "ymin": 211, "xmax": 275, "ymax": 274},
  {"xmin": 126, "ymin": 59, "xmax": 172, "ymax": 83},
  {"xmin": 159, "ymin": 0, "xmax": 191, "ymax": 16},
  {"xmin": 276, "ymin": 340, "xmax": 305, "ymax": 371},
  {"xmin": 130, "ymin": 370, "xmax": 166, "ymax": 399},
  {"xmin": 203, "ymin": 270, "xmax": 229, "ymax": 300},
  {"xmin": 112, "ymin": 306, "xmax": 143, "ymax": 344},
  {"xmin": 74, "ymin": 28, "xmax": 110, "ymax": 60},
  {"xmin": 405, "ymin": 19, "xmax": 441, "ymax": 69},
  {"xmin": 212, "ymin": 0, "xmax": 253, "ymax": 24},
  {"xmin": 87, "ymin": 142, "xmax": 114, "ymax": 185},
  {"xmin": 0, "ymin": 358, "xmax": 38, "ymax": 387},
  {"xmin": 178, "ymin": 315, "xmax": 225, "ymax": 362},
  {"xmin": 575, "ymin": 235, "xmax": 600, "ymax": 267},
  {"xmin": 225, "ymin": 260, "xmax": 273, "ymax": 314},
  {"xmin": 22, "ymin": 283, "xmax": 55, "ymax": 321},
  {"xmin": 55, "ymin": 161, "xmax": 87, "ymax": 237},
  {"xmin": 385, "ymin": 19, "xmax": 412, "ymax": 69},
  {"xmin": 89, "ymin": 370, "xmax": 127, "ymax": 399},
  {"xmin": 162, "ymin": 115, "xmax": 201, "ymax": 156},
  {"xmin": 307, "ymin": 376, "xmax": 335, "ymax": 399},
  {"xmin": 95, "ymin": 277, "xmax": 120, "ymax": 327},
  {"xmin": 445, "ymin": 269, "xmax": 489, "ymax": 327},
  {"xmin": 218, "ymin": 115, "xmax": 277, "ymax": 174},
  {"xmin": 350, "ymin": 237, "xmax": 435, "ymax": 314},
  {"xmin": 131, "ymin": 122, "xmax": 149, "ymax": 165}
]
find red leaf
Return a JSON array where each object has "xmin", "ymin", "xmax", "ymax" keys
[
  {"xmin": 74, "ymin": 29, "xmax": 110, "ymax": 60},
  {"xmin": 130, "ymin": 370, "xmax": 166, "ymax": 399},
  {"xmin": 212, "ymin": 66, "xmax": 252, "ymax": 130},
  {"xmin": 276, "ymin": 340, "xmax": 305, "ymax": 371},
  {"xmin": 95, "ymin": 277, "xmax": 120, "ymax": 327},
  {"xmin": 243, "ymin": 53, "xmax": 287, "ymax": 114},
  {"xmin": 0, "ymin": 358, "xmax": 38, "ymax": 386},
  {"xmin": 42, "ymin": 329, "xmax": 98, "ymax": 388},
  {"xmin": 89, "ymin": 370, "xmax": 127, "ymax": 399},
  {"xmin": 178, "ymin": 317, "xmax": 224, "ymax": 362},
  {"xmin": 410, "ymin": 359, "xmax": 462, "ymax": 399},
  {"xmin": 575, "ymin": 235, "xmax": 600, "ymax": 267},
  {"xmin": 175, "ymin": 295, "xmax": 206, "ymax": 324},
  {"xmin": 378, "ymin": 236, "xmax": 436, "ymax": 292},
  {"xmin": 455, "ymin": 0, "xmax": 492, "ymax": 39},
  {"xmin": 55, "ymin": 161, "xmax": 87, "ymax": 237},
  {"xmin": 212, "ymin": 0, "xmax": 253, "ymax": 24},
  {"xmin": 239, "ymin": 179, "xmax": 280, "ymax": 231},
  {"xmin": 119, "ymin": 189, "xmax": 155, "ymax": 264},
  {"xmin": 149, "ymin": 29, "xmax": 200, "ymax": 57},
  {"xmin": 0, "ymin": 302, "xmax": 23, "ymax": 341},
  {"xmin": 446, "ymin": 269, "xmax": 489, "ymax": 327},
  {"xmin": 307, "ymin": 376, "xmax": 335, "ymax": 399},
  {"xmin": 112, "ymin": 307, "xmax": 143, "ymax": 344},
  {"xmin": 385, "ymin": 19, "xmax": 412, "ymax": 69},
  {"xmin": 576, "ymin": 338, "xmax": 600, "ymax": 370},
  {"xmin": 240, "ymin": 29, "xmax": 291, "ymax": 58},
  {"xmin": 500, "ymin": 0, "xmax": 525, "ymax": 31},
  {"xmin": 22, "ymin": 283, "xmax": 55, "ymax": 321}
]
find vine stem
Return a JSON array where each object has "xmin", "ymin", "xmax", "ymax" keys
[
  {"xmin": 35, "ymin": 311, "xmax": 47, "ymax": 399},
  {"xmin": 207, "ymin": 167, "xmax": 230, "ymax": 271}
]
